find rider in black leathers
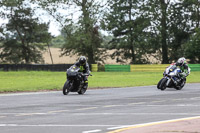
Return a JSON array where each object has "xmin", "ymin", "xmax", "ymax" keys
[{"xmin": 74, "ymin": 56, "xmax": 90, "ymax": 88}]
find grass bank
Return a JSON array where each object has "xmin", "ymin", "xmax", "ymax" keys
[{"xmin": 0, "ymin": 71, "xmax": 199, "ymax": 93}]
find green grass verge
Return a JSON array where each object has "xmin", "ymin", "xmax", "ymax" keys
[{"xmin": 0, "ymin": 71, "xmax": 199, "ymax": 92}]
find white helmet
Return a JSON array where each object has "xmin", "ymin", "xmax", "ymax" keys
[{"xmin": 177, "ymin": 57, "xmax": 186, "ymax": 66}]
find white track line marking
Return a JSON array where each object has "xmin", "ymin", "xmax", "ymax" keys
[
  {"xmin": 103, "ymin": 105, "xmax": 122, "ymax": 108},
  {"xmin": 76, "ymin": 107, "xmax": 98, "ymax": 111},
  {"xmin": 150, "ymin": 100, "xmax": 166, "ymax": 103},
  {"xmin": 190, "ymin": 97, "xmax": 200, "ymax": 100},
  {"xmin": 15, "ymin": 113, "xmax": 46, "ymax": 117},
  {"xmin": 107, "ymin": 125, "xmax": 131, "ymax": 130},
  {"xmin": 47, "ymin": 110, "xmax": 69, "ymax": 114},
  {"xmin": 128, "ymin": 102, "xmax": 146, "ymax": 105},
  {"xmin": 82, "ymin": 129, "xmax": 102, "ymax": 133},
  {"xmin": 0, "ymin": 116, "xmax": 6, "ymax": 118},
  {"xmin": 171, "ymin": 98, "xmax": 183, "ymax": 101}
]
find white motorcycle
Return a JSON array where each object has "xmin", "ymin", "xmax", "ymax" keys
[{"xmin": 157, "ymin": 65, "xmax": 186, "ymax": 91}]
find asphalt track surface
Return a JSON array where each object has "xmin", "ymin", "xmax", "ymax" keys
[{"xmin": 0, "ymin": 83, "xmax": 200, "ymax": 133}]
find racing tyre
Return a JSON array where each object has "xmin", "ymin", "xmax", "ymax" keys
[
  {"xmin": 78, "ymin": 84, "xmax": 88, "ymax": 95},
  {"xmin": 63, "ymin": 81, "xmax": 70, "ymax": 95},
  {"xmin": 175, "ymin": 78, "xmax": 186, "ymax": 90},
  {"xmin": 157, "ymin": 78, "xmax": 164, "ymax": 89},
  {"xmin": 160, "ymin": 78, "xmax": 167, "ymax": 91}
]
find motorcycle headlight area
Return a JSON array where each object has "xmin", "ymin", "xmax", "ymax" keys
[{"xmin": 169, "ymin": 72, "xmax": 175, "ymax": 76}]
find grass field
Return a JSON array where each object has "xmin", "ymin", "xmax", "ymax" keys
[{"xmin": 0, "ymin": 71, "xmax": 200, "ymax": 93}]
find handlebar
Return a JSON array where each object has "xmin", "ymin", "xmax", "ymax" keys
[{"xmin": 79, "ymin": 73, "xmax": 92, "ymax": 76}]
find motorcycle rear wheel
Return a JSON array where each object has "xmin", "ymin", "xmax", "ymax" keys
[
  {"xmin": 175, "ymin": 78, "xmax": 186, "ymax": 90},
  {"xmin": 78, "ymin": 84, "xmax": 88, "ymax": 95},
  {"xmin": 63, "ymin": 81, "xmax": 70, "ymax": 95}
]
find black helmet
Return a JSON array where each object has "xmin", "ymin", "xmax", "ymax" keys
[{"xmin": 79, "ymin": 56, "xmax": 86, "ymax": 65}]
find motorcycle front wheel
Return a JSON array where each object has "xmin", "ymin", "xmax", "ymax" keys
[
  {"xmin": 63, "ymin": 80, "xmax": 70, "ymax": 95},
  {"xmin": 157, "ymin": 78, "xmax": 164, "ymax": 89},
  {"xmin": 160, "ymin": 78, "xmax": 168, "ymax": 91}
]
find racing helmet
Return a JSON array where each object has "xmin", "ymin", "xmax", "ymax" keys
[
  {"xmin": 176, "ymin": 57, "xmax": 186, "ymax": 66},
  {"xmin": 79, "ymin": 56, "xmax": 86, "ymax": 65}
]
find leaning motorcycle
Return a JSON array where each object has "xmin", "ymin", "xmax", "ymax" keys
[
  {"xmin": 157, "ymin": 65, "xmax": 186, "ymax": 91},
  {"xmin": 63, "ymin": 65, "xmax": 92, "ymax": 95}
]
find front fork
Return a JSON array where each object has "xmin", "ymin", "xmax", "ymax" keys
[
  {"xmin": 68, "ymin": 80, "xmax": 74, "ymax": 91},
  {"xmin": 165, "ymin": 77, "xmax": 171, "ymax": 87}
]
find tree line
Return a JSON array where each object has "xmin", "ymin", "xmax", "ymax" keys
[{"xmin": 0, "ymin": 0, "xmax": 200, "ymax": 64}]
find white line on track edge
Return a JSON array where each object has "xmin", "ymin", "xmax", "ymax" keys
[{"xmin": 82, "ymin": 129, "xmax": 102, "ymax": 133}]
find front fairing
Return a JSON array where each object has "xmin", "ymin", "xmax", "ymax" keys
[
  {"xmin": 67, "ymin": 65, "xmax": 80, "ymax": 79},
  {"xmin": 164, "ymin": 65, "xmax": 181, "ymax": 77},
  {"xmin": 163, "ymin": 65, "xmax": 182, "ymax": 87}
]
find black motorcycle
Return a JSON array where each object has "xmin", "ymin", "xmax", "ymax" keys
[
  {"xmin": 157, "ymin": 65, "xmax": 186, "ymax": 91},
  {"xmin": 63, "ymin": 65, "xmax": 92, "ymax": 95}
]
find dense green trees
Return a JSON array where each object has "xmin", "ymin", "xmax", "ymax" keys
[
  {"xmin": 182, "ymin": 0, "xmax": 200, "ymax": 63},
  {"xmin": 0, "ymin": 0, "xmax": 51, "ymax": 64},
  {"xmin": 37, "ymin": 0, "xmax": 106, "ymax": 64},
  {"xmin": 0, "ymin": 0, "xmax": 200, "ymax": 64},
  {"xmin": 184, "ymin": 29, "xmax": 200, "ymax": 63},
  {"xmin": 144, "ymin": 0, "xmax": 200, "ymax": 64},
  {"xmin": 145, "ymin": 0, "xmax": 170, "ymax": 64},
  {"xmin": 102, "ymin": 0, "xmax": 151, "ymax": 64},
  {"xmin": 60, "ymin": 0, "xmax": 105, "ymax": 64}
]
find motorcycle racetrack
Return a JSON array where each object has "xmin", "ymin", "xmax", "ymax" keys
[{"xmin": 0, "ymin": 83, "xmax": 200, "ymax": 133}]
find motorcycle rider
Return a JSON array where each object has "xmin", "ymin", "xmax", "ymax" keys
[
  {"xmin": 174, "ymin": 57, "xmax": 190, "ymax": 84},
  {"xmin": 74, "ymin": 56, "xmax": 90, "ymax": 89},
  {"xmin": 175, "ymin": 57, "xmax": 190, "ymax": 77}
]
